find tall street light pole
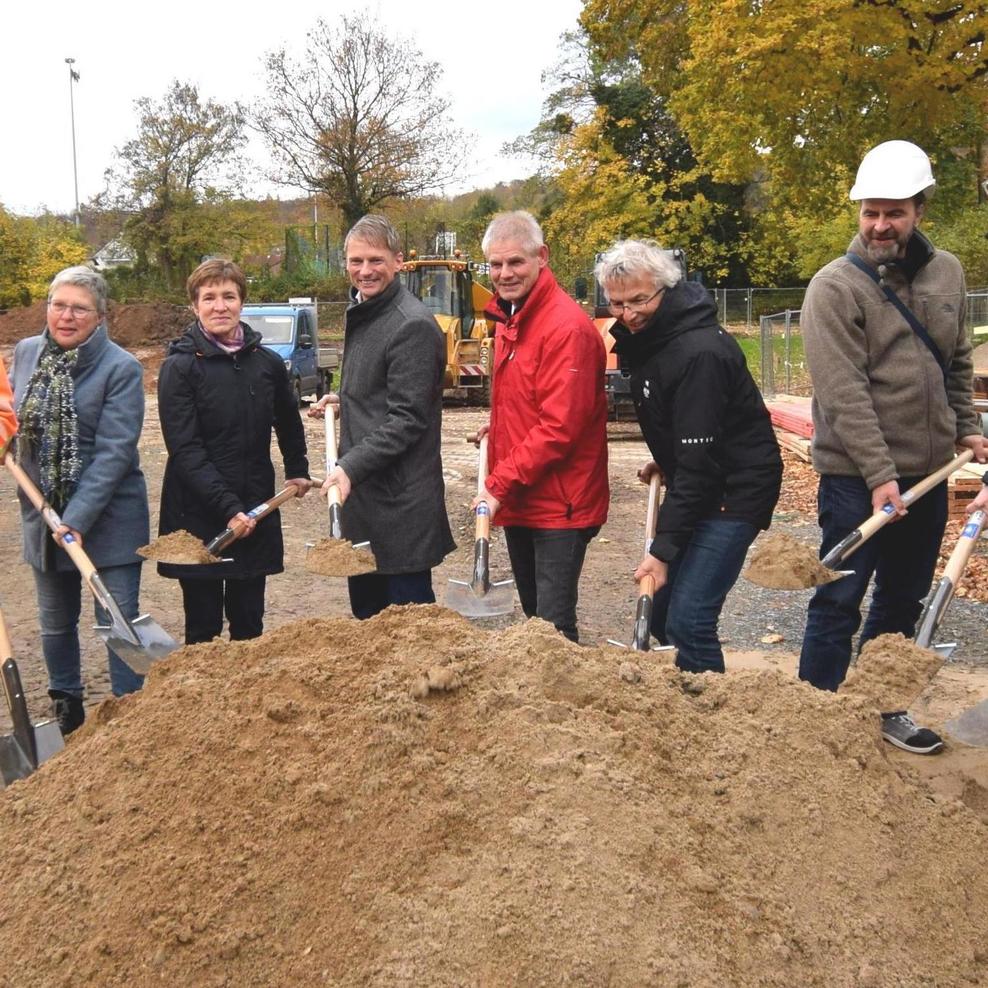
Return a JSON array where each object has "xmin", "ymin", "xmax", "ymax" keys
[{"xmin": 65, "ymin": 58, "xmax": 80, "ymax": 228}]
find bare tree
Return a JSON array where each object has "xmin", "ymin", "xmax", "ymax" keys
[{"xmin": 250, "ymin": 17, "xmax": 466, "ymax": 229}]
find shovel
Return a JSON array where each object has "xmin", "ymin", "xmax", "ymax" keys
[
  {"xmin": 0, "ymin": 609, "xmax": 64, "ymax": 789},
  {"xmin": 446, "ymin": 435, "xmax": 515, "ymax": 618},
  {"xmin": 5, "ymin": 458, "xmax": 178, "ymax": 675},
  {"xmin": 607, "ymin": 472, "xmax": 675, "ymax": 653},
  {"xmin": 914, "ymin": 508, "xmax": 986, "ymax": 659},
  {"xmin": 821, "ymin": 450, "xmax": 974, "ymax": 569},
  {"xmin": 205, "ymin": 486, "xmax": 302, "ymax": 556}
]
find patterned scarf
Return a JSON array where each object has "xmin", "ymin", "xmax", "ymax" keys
[{"xmin": 17, "ymin": 338, "xmax": 81, "ymax": 511}]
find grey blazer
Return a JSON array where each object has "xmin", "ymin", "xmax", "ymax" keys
[
  {"xmin": 12, "ymin": 325, "xmax": 149, "ymax": 571},
  {"xmin": 337, "ymin": 279, "xmax": 455, "ymax": 573}
]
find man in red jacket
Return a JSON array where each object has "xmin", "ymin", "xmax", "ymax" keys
[{"xmin": 471, "ymin": 211, "xmax": 609, "ymax": 642}]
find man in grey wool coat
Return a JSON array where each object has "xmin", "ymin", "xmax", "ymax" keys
[{"xmin": 313, "ymin": 214, "xmax": 455, "ymax": 618}]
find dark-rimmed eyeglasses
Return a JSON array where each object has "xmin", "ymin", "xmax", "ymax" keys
[{"xmin": 605, "ymin": 288, "xmax": 664, "ymax": 315}]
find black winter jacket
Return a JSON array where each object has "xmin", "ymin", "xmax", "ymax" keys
[
  {"xmin": 611, "ymin": 281, "xmax": 781, "ymax": 562},
  {"xmin": 156, "ymin": 321, "xmax": 309, "ymax": 580}
]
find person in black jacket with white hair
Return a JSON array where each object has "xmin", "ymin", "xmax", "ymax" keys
[
  {"xmin": 595, "ymin": 240, "xmax": 781, "ymax": 673},
  {"xmin": 157, "ymin": 259, "xmax": 311, "ymax": 644}
]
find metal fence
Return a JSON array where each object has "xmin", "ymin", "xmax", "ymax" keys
[{"xmin": 756, "ymin": 289, "xmax": 988, "ymax": 398}]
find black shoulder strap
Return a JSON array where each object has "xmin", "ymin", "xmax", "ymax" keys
[{"xmin": 845, "ymin": 252, "xmax": 947, "ymax": 385}]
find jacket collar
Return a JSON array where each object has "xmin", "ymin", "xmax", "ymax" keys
[
  {"xmin": 345, "ymin": 276, "xmax": 403, "ymax": 326},
  {"xmin": 483, "ymin": 266, "xmax": 558, "ymax": 342},
  {"xmin": 847, "ymin": 229, "xmax": 935, "ymax": 283},
  {"xmin": 170, "ymin": 320, "xmax": 262, "ymax": 357},
  {"xmin": 41, "ymin": 322, "xmax": 110, "ymax": 369}
]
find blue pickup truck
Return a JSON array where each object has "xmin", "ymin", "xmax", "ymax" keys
[{"xmin": 239, "ymin": 299, "xmax": 340, "ymax": 405}]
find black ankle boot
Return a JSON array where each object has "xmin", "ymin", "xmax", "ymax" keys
[{"xmin": 48, "ymin": 690, "xmax": 85, "ymax": 736}]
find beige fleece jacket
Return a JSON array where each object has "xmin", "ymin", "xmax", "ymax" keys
[{"xmin": 803, "ymin": 232, "xmax": 978, "ymax": 489}]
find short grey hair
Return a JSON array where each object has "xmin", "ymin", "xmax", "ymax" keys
[
  {"xmin": 344, "ymin": 215, "xmax": 401, "ymax": 256},
  {"xmin": 594, "ymin": 240, "xmax": 683, "ymax": 293},
  {"xmin": 48, "ymin": 265, "xmax": 109, "ymax": 317},
  {"xmin": 482, "ymin": 211, "xmax": 545, "ymax": 257}
]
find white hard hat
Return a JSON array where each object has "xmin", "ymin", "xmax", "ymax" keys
[{"xmin": 849, "ymin": 140, "xmax": 935, "ymax": 201}]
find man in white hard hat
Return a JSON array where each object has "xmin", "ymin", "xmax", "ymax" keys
[{"xmin": 799, "ymin": 140, "xmax": 986, "ymax": 754}]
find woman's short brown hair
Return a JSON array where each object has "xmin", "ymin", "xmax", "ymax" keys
[{"xmin": 186, "ymin": 259, "xmax": 247, "ymax": 304}]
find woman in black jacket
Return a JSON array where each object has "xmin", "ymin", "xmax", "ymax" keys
[
  {"xmin": 157, "ymin": 259, "xmax": 311, "ymax": 644},
  {"xmin": 595, "ymin": 240, "xmax": 781, "ymax": 673}
]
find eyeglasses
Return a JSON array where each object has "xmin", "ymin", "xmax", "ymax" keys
[
  {"xmin": 606, "ymin": 288, "xmax": 664, "ymax": 315},
  {"xmin": 48, "ymin": 301, "xmax": 96, "ymax": 317},
  {"xmin": 48, "ymin": 301, "xmax": 97, "ymax": 318}
]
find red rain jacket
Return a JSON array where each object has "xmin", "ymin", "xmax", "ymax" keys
[{"xmin": 484, "ymin": 267, "xmax": 609, "ymax": 529}]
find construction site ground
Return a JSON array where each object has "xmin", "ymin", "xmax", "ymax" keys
[{"xmin": 2, "ymin": 309, "xmax": 988, "ymax": 985}]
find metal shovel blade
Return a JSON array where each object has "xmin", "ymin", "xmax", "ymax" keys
[
  {"xmin": 446, "ymin": 579, "xmax": 515, "ymax": 618},
  {"xmin": 95, "ymin": 614, "xmax": 178, "ymax": 675},
  {"xmin": 945, "ymin": 697, "xmax": 988, "ymax": 748}
]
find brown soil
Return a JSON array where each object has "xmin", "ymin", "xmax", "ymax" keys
[
  {"xmin": 304, "ymin": 537, "xmax": 377, "ymax": 577},
  {"xmin": 137, "ymin": 530, "xmax": 220, "ymax": 565},
  {"xmin": 743, "ymin": 531, "xmax": 844, "ymax": 590},
  {"xmin": 2, "ymin": 609, "xmax": 988, "ymax": 986},
  {"xmin": 841, "ymin": 633, "xmax": 946, "ymax": 712},
  {"xmin": 0, "ymin": 300, "xmax": 190, "ymax": 348}
]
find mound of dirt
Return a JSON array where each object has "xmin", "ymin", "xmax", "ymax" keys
[
  {"xmin": 0, "ymin": 301, "xmax": 190, "ymax": 347},
  {"xmin": 137, "ymin": 530, "xmax": 220, "ymax": 565},
  {"xmin": 305, "ymin": 537, "xmax": 377, "ymax": 577},
  {"xmin": 2, "ymin": 607, "xmax": 988, "ymax": 986},
  {"xmin": 744, "ymin": 532, "xmax": 843, "ymax": 590},
  {"xmin": 841, "ymin": 633, "xmax": 945, "ymax": 713}
]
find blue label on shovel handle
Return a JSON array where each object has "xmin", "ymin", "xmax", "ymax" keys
[
  {"xmin": 962, "ymin": 520, "xmax": 980, "ymax": 539},
  {"xmin": 476, "ymin": 503, "xmax": 490, "ymax": 517},
  {"xmin": 247, "ymin": 503, "xmax": 269, "ymax": 520}
]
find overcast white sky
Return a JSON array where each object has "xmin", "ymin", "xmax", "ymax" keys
[{"xmin": 0, "ymin": 0, "xmax": 585, "ymax": 217}]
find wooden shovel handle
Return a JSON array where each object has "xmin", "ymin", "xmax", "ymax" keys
[
  {"xmin": 0, "ymin": 607, "xmax": 12, "ymax": 663},
  {"xmin": 855, "ymin": 450, "xmax": 974, "ymax": 544},
  {"xmin": 233, "ymin": 486, "xmax": 299, "ymax": 532},
  {"xmin": 942, "ymin": 509, "xmax": 987, "ymax": 584},
  {"xmin": 4, "ymin": 457, "xmax": 100, "ymax": 582},
  {"xmin": 475, "ymin": 436, "xmax": 491, "ymax": 540},
  {"xmin": 643, "ymin": 472, "xmax": 661, "ymax": 556},
  {"xmin": 324, "ymin": 405, "xmax": 342, "ymax": 509}
]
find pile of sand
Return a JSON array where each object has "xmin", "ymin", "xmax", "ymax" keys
[
  {"xmin": 841, "ymin": 633, "xmax": 945, "ymax": 713},
  {"xmin": 2, "ymin": 607, "xmax": 988, "ymax": 986},
  {"xmin": 305, "ymin": 537, "xmax": 377, "ymax": 577},
  {"xmin": 137, "ymin": 530, "xmax": 220, "ymax": 565},
  {"xmin": 744, "ymin": 532, "xmax": 844, "ymax": 590}
]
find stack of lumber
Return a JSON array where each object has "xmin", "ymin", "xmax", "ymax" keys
[
  {"xmin": 764, "ymin": 396, "xmax": 814, "ymax": 439},
  {"xmin": 949, "ymin": 461, "xmax": 987, "ymax": 520},
  {"xmin": 774, "ymin": 428, "xmax": 812, "ymax": 462}
]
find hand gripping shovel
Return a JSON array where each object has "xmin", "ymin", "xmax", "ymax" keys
[
  {"xmin": 0, "ymin": 609, "xmax": 64, "ymax": 789},
  {"xmin": 914, "ymin": 507, "xmax": 986, "ymax": 659},
  {"xmin": 821, "ymin": 450, "xmax": 974, "ymax": 570},
  {"xmin": 205, "ymin": 486, "xmax": 301, "ymax": 556},
  {"xmin": 5, "ymin": 458, "xmax": 178, "ymax": 675},
  {"xmin": 446, "ymin": 436, "xmax": 515, "ymax": 618},
  {"xmin": 607, "ymin": 472, "xmax": 674, "ymax": 652}
]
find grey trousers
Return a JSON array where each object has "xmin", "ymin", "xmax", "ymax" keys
[{"xmin": 503, "ymin": 526, "xmax": 598, "ymax": 643}]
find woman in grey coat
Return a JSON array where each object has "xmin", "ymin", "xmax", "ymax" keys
[{"xmin": 12, "ymin": 266, "xmax": 149, "ymax": 735}]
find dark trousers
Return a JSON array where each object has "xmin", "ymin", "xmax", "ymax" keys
[
  {"xmin": 179, "ymin": 576, "xmax": 267, "ymax": 645},
  {"xmin": 650, "ymin": 517, "xmax": 759, "ymax": 674},
  {"xmin": 503, "ymin": 526, "xmax": 597, "ymax": 643},
  {"xmin": 347, "ymin": 570, "xmax": 436, "ymax": 620},
  {"xmin": 799, "ymin": 474, "xmax": 947, "ymax": 692}
]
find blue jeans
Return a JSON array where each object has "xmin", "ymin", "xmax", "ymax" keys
[
  {"xmin": 799, "ymin": 474, "xmax": 947, "ymax": 692},
  {"xmin": 504, "ymin": 526, "xmax": 599, "ymax": 643},
  {"xmin": 651, "ymin": 517, "xmax": 759, "ymax": 674},
  {"xmin": 32, "ymin": 562, "xmax": 145, "ymax": 698},
  {"xmin": 348, "ymin": 570, "xmax": 436, "ymax": 620}
]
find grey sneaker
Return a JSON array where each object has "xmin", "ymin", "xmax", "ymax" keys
[{"xmin": 880, "ymin": 712, "xmax": 944, "ymax": 755}]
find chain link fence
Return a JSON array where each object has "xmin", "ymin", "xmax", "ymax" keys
[{"xmin": 755, "ymin": 289, "xmax": 987, "ymax": 398}]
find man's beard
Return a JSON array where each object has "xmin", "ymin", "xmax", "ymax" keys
[{"xmin": 864, "ymin": 230, "xmax": 911, "ymax": 264}]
